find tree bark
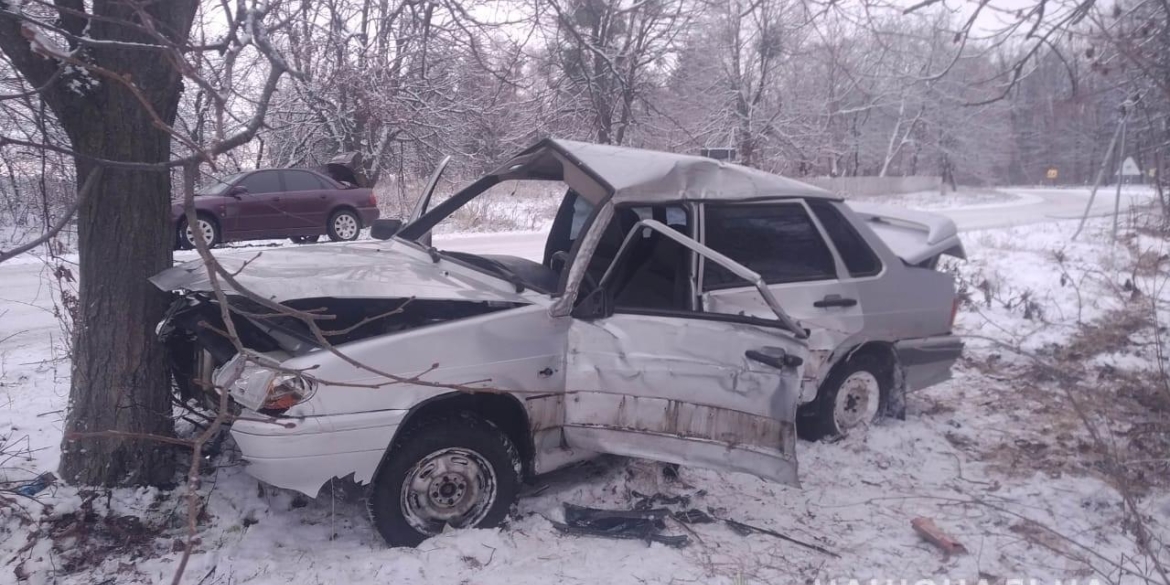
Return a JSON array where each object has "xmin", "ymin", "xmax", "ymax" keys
[{"xmin": 60, "ymin": 118, "xmax": 178, "ymax": 486}]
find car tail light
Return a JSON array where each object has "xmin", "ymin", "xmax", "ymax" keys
[
  {"xmin": 368, "ymin": 192, "xmax": 377, "ymax": 206},
  {"xmin": 949, "ymin": 298, "xmax": 960, "ymax": 329}
]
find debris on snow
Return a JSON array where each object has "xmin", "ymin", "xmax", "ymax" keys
[
  {"xmin": 550, "ymin": 503, "xmax": 689, "ymax": 548},
  {"xmin": 14, "ymin": 471, "xmax": 56, "ymax": 496},
  {"xmin": 910, "ymin": 516, "xmax": 967, "ymax": 556}
]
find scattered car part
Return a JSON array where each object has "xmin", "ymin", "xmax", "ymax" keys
[
  {"xmin": 911, "ymin": 516, "xmax": 967, "ymax": 556},
  {"xmin": 14, "ymin": 472, "xmax": 57, "ymax": 496},
  {"xmin": 551, "ymin": 503, "xmax": 689, "ymax": 548},
  {"xmin": 722, "ymin": 516, "xmax": 840, "ymax": 557}
]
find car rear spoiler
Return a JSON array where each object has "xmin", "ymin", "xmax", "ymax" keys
[{"xmin": 847, "ymin": 202, "xmax": 966, "ymax": 266}]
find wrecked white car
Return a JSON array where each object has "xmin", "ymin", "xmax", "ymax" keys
[{"xmin": 152, "ymin": 138, "xmax": 963, "ymax": 546}]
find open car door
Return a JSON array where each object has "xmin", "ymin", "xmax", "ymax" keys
[
  {"xmin": 563, "ymin": 220, "xmax": 809, "ymax": 485},
  {"xmin": 405, "ymin": 156, "xmax": 451, "ymax": 247}
]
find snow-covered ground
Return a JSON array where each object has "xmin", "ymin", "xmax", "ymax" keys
[{"xmin": 1, "ymin": 188, "xmax": 1168, "ymax": 584}]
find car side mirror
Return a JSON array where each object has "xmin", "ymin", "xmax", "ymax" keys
[
  {"xmin": 370, "ymin": 218, "xmax": 403, "ymax": 240},
  {"xmin": 227, "ymin": 185, "xmax": 248, "ymax": 198},
  {"xmin": 570, "ymin": 287, "xmax": 612, "ymax": 320}
]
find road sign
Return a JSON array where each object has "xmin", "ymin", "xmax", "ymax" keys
[
  {"xmin": 700, "ymin": 147, "xmax": 736, "ymax": 161},
  {"xmin": 1046, "ymin": 167, "xmax": 1058, "ymax": 179},
  {"xmin": 1120, "ymin": 157, "xmax": 1140, "ymax": 176}
]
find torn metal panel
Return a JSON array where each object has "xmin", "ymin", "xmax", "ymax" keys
[
  {"xmin": 278, "ymin": 303, "xmax": 569, "ymax": 417},
  {"xmin": 150, "ymin": 240, "xmax": 540, "ymax": 304},
  {"xmin": 566, "ymin": 393, "xmax": 792, "ymax": 452},
  {"xmin": 564, "ymin": 312, "xmax": 802, "ymax": 485},
  {"xmin": 497, "ymin": 138, "xmax": 835, "ymax": 204}
]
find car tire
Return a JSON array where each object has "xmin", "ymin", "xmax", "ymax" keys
[
  {"xmin": 289, "ymin": 235, "xmax": 320, "ymax": 244},
  {"xmin": 327, "ymin": 209, "xmax": 361, "ymax": 242},
  {"xmin": 177, "ymin": 214, "xmax": 220, "ymax": 250},
  {"xmin": 798, "ymin": 353, "xmax": 891, "ymax": 441},
  {"xmin": 367, "ymin": 413, "xmax": 520, "ymax": 547}
]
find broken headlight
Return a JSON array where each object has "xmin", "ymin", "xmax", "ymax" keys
[{"xmin": 213, "ymin": 354, "xmax": 316, "ymax": 413}]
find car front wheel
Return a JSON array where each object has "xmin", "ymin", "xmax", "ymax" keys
[
  {"xmin": 367, "ymin": 413, "xmax": 520, "ymax": 547},
  {"xmin": 177, "ymin": 215, "xmax": 220, "ymax": 249},
  {"xmin": 799, "ymin": 353, "xmax": 890, "ymax": 441},
  {"xmin": 327, "ymin": 209, "xmax": 361, "ymax": 242}
]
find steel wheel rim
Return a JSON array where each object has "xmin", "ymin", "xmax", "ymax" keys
[
  {"xmin": 834, "ymin": 371, "xmax": 880, "ymax": 431},
  {"xmin": 185, "ymin": 219, "xmax": 215, "ymax": 246},
  {"xmin": 333, "ymin": 214, "xmax": 358, "ymax": 239},
  {"xmin": 400, "ymin": 447, "xmax": 497, "ymax": 536}
]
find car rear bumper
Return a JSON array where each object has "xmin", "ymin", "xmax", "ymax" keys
[
  {"xmin": 230, "ymin": 409, "xmax": 407, "ymax": 497},
  {"xmin": 894, "ymin": 335, "xmax": 963, "ymax": 391},
  {"xmin": 359, "ymin": 207, "xmax": 380, "ymax": 227}
]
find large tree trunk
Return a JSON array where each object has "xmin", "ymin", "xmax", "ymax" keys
[
  {"xmin": 48, "ymin": 4, "xmax": 197, "ymax": 486},
  {"xmin": 59, "ymin": 128, "xmax": 176, "ymax": 485}
]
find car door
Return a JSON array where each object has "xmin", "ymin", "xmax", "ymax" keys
[
  {"xmin": 698, "ymin": 200, "xmax": 865, "ymax": 401},
  {"xmin": 563, "ymin": 219, "xmax": 808, "ymax": 485},
  {"xmin": 232, "ymin": 170, "xmax": 293, "ymax": 236},
  {"xmin": 279, "ymin": 170, "xmax": 332, "ymax": 231}
]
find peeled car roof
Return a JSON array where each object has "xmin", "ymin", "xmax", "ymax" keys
[{"xmin": 498, "ymin": 138, "xmax": 838, "ymax": 203}]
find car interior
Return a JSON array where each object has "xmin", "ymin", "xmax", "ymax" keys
[{"xmin": 394, "ymin": 148, "xmax": 701, "ymax": 313}]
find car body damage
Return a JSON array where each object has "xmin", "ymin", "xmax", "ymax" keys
[
  {"xmin": 151, "ymin": 241, "xmax": 537, "ymax": 304},
  {"xmin": 153, "ymin": 137, "xmax": 964, "ymax": 546}
]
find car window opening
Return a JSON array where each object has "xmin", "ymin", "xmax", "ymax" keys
[{"xmin": 703, "ymin": 203, "xmax": 838, "ymax": 289}]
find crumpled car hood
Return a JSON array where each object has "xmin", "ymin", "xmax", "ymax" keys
[{"xmin": 150, "ymin": 240, "xmax": 532, "ymax": 304}]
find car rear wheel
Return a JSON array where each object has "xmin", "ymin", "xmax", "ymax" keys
[
  {"xmin": 798, "ymin": 353, "xmax": 890, "ymax": 441},
  {"xmin": 367, "ymin": 413, "xmax": 520, "ymax": 547},
  {"xmin": 289, "ymin": 235, "xmax": 320, "ymax": 244},
  {"xmin": 177, "ymin": 215, "xmax": 220, "ymax": 249},
  {"xmin": 327, "ymin": 209, "xmax": 361, "ymax": 242}
]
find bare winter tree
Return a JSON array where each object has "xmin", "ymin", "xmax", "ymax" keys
[
  {"xmin": 0, "ymin": 0, "xmax": 293, "ymax": 486},
  {"xmin": 537, "ymin": 0, "xmax": 688, "ymax": 146}
]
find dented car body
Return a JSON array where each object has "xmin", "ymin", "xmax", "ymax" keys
[{"xmin": 153, "ymin": 138, "xmax": 964, "ymax": 546}]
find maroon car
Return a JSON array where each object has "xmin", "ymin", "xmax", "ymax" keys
[{"xmin": 173, "ymin": 164, "xmax": 379, "ymax": 249}]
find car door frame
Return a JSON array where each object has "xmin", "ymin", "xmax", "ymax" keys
[
  {"xmin": 696, "ymin": 198, "xmax": 866, "ymax": 402},
  {"xmin": 278, "ymin": 170, "xmax": 334, "ymax": 233},
  {"xmin": 562, "ymin": 218, "xmax": 808, "ymax": 485},
  {"xmin": 230, "ymin": 170, "xmax": 296, "ymax": 238}
]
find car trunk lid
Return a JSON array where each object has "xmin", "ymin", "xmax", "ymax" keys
[{"xmin": 847, "ymin": 202, "xmax": 966, "ymax": 266}]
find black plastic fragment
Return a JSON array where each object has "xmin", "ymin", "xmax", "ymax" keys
[
  {"xmin": 672, "ymin": 509, "xmax": 715, "ymax": 524},
  {"xmin": 551, "ymin": 503, "xmax": 689, "ymax": 547}
]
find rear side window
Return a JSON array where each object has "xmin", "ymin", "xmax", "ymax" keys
[
  {"xmin": 283, "ymin": 170, "xmax": 327, "ymax": 191},
  {"xmin": 808, "ymin": 201, "xmax": 882, "ymax": 277},
  {"xmin": 238, "ymin": 171, "xmax": 282, "ymax": 194},
  {"xmin": 703, "ymin": 203, "xmax": 837, "ymax": 288}
]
